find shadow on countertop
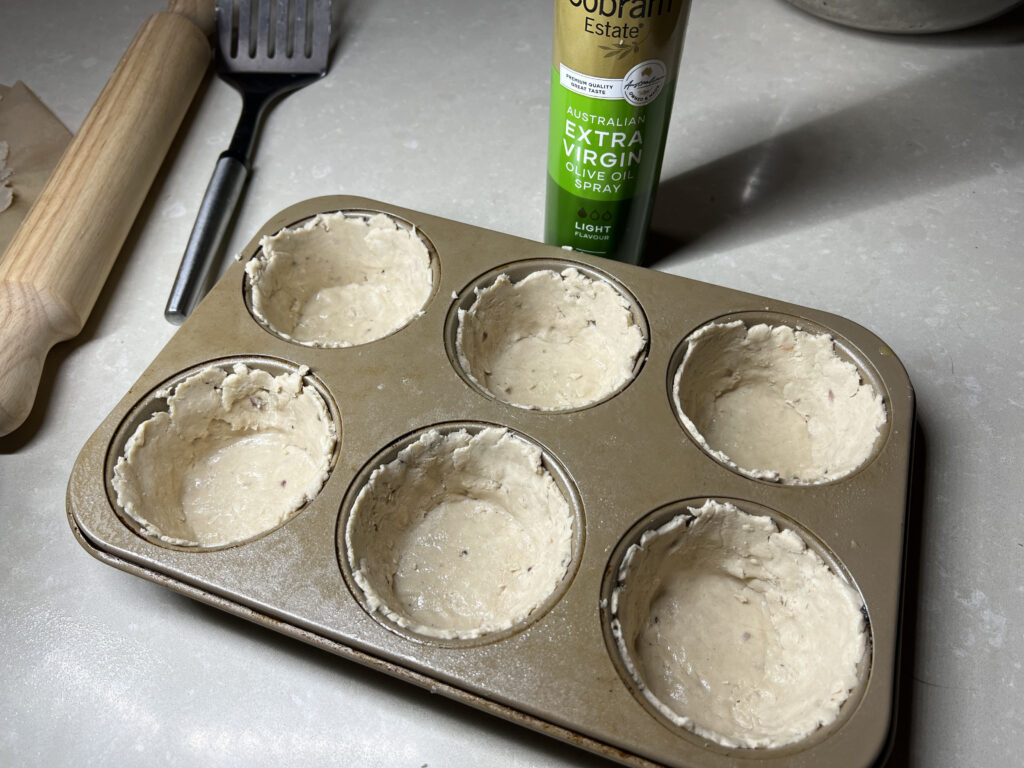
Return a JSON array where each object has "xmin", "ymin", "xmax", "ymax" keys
[
  {"xmin": 646, "ymin": 7, "xmax": 1024, "ymax": 265},
  {"xmin": 879, "ymin": 417, "xmax": 928, "ymax": 766}
]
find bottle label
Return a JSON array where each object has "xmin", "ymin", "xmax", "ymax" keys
[{"xmin": 548, "ymin": 64, "xmax": 669, "ymax": 203}]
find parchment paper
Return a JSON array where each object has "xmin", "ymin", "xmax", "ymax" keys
[{"xmin": 0, "ymin": 81, "xmax": 71, "ymax": 257}]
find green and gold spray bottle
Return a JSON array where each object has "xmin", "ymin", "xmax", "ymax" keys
[{"xmin": 544, "ymin": 0, "xmax": 691, "ymax": 264}]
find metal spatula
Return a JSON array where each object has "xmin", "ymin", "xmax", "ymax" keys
[{"xmin": 165, "ymin": 0, "xmax": 331, "ymax": 324}]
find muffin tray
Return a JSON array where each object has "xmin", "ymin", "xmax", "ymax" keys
[{"xmin": 67, "ymin": 195, "xmax": 915, "ymax": 767}]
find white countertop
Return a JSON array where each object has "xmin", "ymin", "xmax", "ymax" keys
[{"xmin": 2, "ymin": 1, "xmax": 1022, "ymax": 766}]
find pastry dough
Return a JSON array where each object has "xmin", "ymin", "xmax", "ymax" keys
[
  {"xmin": 112, "ymin": 364, "xmax": 336, "ymax": 548},
  {"xmin": 611, "ymin": 500, "xmax": 867, "ymax": 748},
  {"xmin": 346, "ymin": 427, "xmax": 574, "ymax": 640},
  {"xmin": 674, "ymin": 321, "xmax": 886, "ymax": 484},
  {"xmin": 247, "ymin": 212, "xmax": 433, "ymax": 347},
  {"xmin": 457, "ymin": 268, "xmax": 644, "ymax": 410}
]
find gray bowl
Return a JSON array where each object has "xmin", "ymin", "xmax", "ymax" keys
[{"xmin": 784, "ymin": 0, "xmax": 1023, "ymax": 33}]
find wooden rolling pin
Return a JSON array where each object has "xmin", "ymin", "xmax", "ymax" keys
[{"xmin": 0, "ymin": 0, "xmax": 214, "ymax": 437}]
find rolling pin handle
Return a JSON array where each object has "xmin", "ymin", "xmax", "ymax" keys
[{"xmin": 0, "ymin": 3, "xmax": 213, "ymax": 437}]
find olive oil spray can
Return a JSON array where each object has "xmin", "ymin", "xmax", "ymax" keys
[{"xmin": 544, "ymin": 0, "xmax": 691, "ymax": 264}]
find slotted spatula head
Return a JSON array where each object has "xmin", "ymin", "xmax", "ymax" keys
[
  {"xmin": 165, "ymin": 0, "xmax": 332, "ymax": 323},
  {"xmin": 217, "ymin": 0, "xmax": 331, "ymax": 76}
]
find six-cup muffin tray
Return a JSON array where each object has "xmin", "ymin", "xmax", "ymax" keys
[{"xmin": 66, "ymin": 195, "xmax": 915, "ymax": 768}]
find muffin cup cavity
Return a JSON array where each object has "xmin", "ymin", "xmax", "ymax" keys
[
  {"xmin": 340, "ymin": 423, "xmax": 583, "ymax": 645},
  {"xmin": 245, "ymin": 209, "xmax": 438, "ymax": 347},
  {"xmin": 671, "ymin": 313, "xmax": 888, "ymax": 485},
  {"xmin": 604, "ymin": 498, "xmax": 871, "ymax": 751},
  {"xmin": 448, "ymin": 260, "xmax": 648, "ymax": 412},
  {"xmin": 107, "ymin": 357, "xmax": 339, "ymax": 551}
]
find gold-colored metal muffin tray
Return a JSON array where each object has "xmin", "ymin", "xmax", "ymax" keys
[{"xmin": 67, "ymin": 195, "xmax": 915, "ymax": 767}]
